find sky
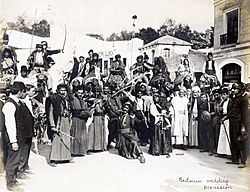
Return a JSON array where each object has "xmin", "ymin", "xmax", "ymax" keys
[{"xmin": 0, "ymin": 0, "xmax": 214, "ymax": 38}]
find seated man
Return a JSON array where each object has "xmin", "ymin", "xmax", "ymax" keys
[
  {"xmin": 27, "ymin": 44, "xmax": 53, "ymax": 92},
  {"xmin": 116, "ymin": 102, "xmax": 146, "ymax": 163}
]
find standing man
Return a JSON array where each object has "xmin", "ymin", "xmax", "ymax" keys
[
  {"xmin": 0, "ymin": 88, "xmax": 7, "ymax": 174},
  {"xmin": 226, "ymin": 82, "xmax": 248, "ymax": 168},
  {"xmin": 2, "ymin": 81, "xmax": 31, "ymax": 191},
  {"xmin": 211, "ymin": 88, "xmax": 223, "ymax": 154},
  {"xmin": 47, "ymin": 84, "xmax": 72, "ymax": 167},
  {"xmin": 198, "ymin": 93, "xmax": 214, "ymax": 155},
  {"xmin": 106, "ymin": 86, "xmax": 123, "ymax": 149},
  {"xmin": 203, "ymin": 52, "xmax": 216, "ymax": 76}
]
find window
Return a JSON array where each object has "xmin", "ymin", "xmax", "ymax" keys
[
  {"xmin": 226, "ymin": 9, "xmax": 238, "ymax": 44},
  {"xmin": 163, "ymin": 48, "xmax": 170, "ymax": 58},
  {"xmin": 220, "ymin": 9, "xmax": 239, "ymax": 46}
]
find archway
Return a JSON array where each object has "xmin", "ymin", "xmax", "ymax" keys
[
  {"xmin": 221, "ymin": 63, "xmax": 241, "ymax": 83},
  {"xmin": 217, "ymin": 58, "xmax": 245, "ymax": 83}
]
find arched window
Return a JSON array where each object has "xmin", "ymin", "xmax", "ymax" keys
[{"xmin": 222, "ymin": 63, "xmax": 241, "ymax": 83}]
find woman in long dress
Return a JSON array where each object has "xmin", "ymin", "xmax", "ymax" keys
[
  {"xmin": 217, "ymin": 88, "xmax": 231, "ymax": 156},
  {"xmin": 70, "ymin": 87, "xmax": 90, "ymax": 156}
]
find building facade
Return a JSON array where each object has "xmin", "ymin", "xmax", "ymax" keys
[{"xmin": 213, "ymin": 0, "xmax": 250, "ymax": 84}]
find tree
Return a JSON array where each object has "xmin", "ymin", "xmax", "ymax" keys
[
  {"xmin": 32, "ymin": 19, "xmax": 50, "ymax": 37},
  {"xmin": 158, "ymin": 18, "xmax": 176, "ymax": 36},
  {"xmin": 106, "ymin": 33, "xmax": 121, "ymax": 41},
  {"xmin": 136, "ymin": 27, "xmax": 159, "ymax": 44},
  {"xmin": 86, "ymin": 33, "xmax": 104, "ymax": 40},
  {"xmin": 7, "ymin": 15, "xmax": 50, "ymax": 37}
]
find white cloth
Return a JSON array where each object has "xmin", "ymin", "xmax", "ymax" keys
[
  {"xmin": 171, "ymin": 96, "xmax": 189, "ymax": 144},
  {"xmin": 15, "ymin": 76, "xmax": 32, "ymax": 86},
  {"xmin": 78, "ymin": 62, "xmax": 85, "ymax": 76},
  {"xmin": 217, "ymin": 99, "xmax": 231, "ymax": 155},
  {"xmin": 35, "ymin": 52, "xmax": 44, "ymax": 65},
  {"xmin": 136, "ymin": 98, "xmax": 144, "ymax": 111},
  {"xmin": 2, "ymin": 95, "xmax": 20, "ymax": 143}
]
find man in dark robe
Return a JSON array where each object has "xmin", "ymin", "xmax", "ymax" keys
[
  {"xmin": 198, "ymin": 93, "xmax": 214, "ymax": 155},
  {"xmin": 46, "ymin": 84, "xmax": 72, "ymax": 166}
]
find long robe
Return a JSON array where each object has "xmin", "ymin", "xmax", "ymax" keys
[
  {"xmin": 217, "ymin": 99, "xmax": 231, "ymax": 155},
  {"xmin": 70, "ymin": 95, "xmax": 89, "ymax": 155},
  {"xmin": 116, "ymin": 113, "xmax": 142, "ymax": 159},
  {"xmin": 88, "ymin": 100, "xmax": 106, "ymax": 151},
  {"xmin": 49, "ymin": 97, "xmax": 72, "ymax": 161},
  {"xmin": 149, "ymin": 102, "xmax": 172, "ymax": 155},
  {"xmin": 172, "ymin": 96, "xmax": 189, "ymax": 145},
  {"xmin": 188, "ymin": 98, "xmax": 199, "ymax": 146}
]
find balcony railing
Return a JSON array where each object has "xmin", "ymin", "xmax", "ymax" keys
[{"xmin": 220, "ymin": 33, "xmax": 238, "ymax": 46}]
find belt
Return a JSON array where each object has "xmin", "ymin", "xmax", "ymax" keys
[{"xmin": 119, "ymin": 128, "xmax": 132, "ymax": 134}]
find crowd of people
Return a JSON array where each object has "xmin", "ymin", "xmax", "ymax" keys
[{"xmin": 0, "ymin": 35, "xmax": 249, "ymax": 191}]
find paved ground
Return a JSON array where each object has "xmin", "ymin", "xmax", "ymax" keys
[{"xmin": 0, "ymin": 144, "xmax": 249, "ymax": 192}]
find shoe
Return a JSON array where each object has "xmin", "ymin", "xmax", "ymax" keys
[
  {"xmin": 23, "ymin": 170, "xmax": 33, "ymax": 174},
  {"xmin": 166, "ymin": 154, "xmax": 171, "ymax": 158},
  {"xmin": 14, "ymin": 181, "xmax": 25, "ymax": 186},
  {"xmin": 69, "ymin": 159, "xmax": 75, "ymax": 163},
  {"xmin": 48, "ymin": 162, "xmax": 57, "ymax": 167},
  {"xmin": 208, "ymin": 153, "xmax": 214, "ymax": 156},
  {"xmin": 7, "ymin": 184, "xmax": 24, "ymax": 192},
  {"xmin": 200, "ymin": 150, "xmax": 208, "ymax": 153},
  {"xmin": 138, "ymin": 155, "xmax": 146, "ymax": 164},
  {"xmin": 238, "ymin": 164, "xmax": 247, "ymax": 168},
  {"xmin": 17, "ymin": 173, "xmax": 30, "ymax": 180},
  {"xmin": 140, "ymin": 142, "xmax": 147, "ymax": 146},
  {"xmin": 225, "ymin": 161, "xmax": 239, "ymax": 165}
]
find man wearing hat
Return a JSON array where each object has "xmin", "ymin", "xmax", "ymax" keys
[
  {"xmin": 40, "ymin": 40, "xmax": 62, "ymax": 68},
  {"xmin": 2, "ymin": 81, "xmax": 33, "ymax": 191},
  {"xmin": 225, "ymin": 82, "xmax": 249, "ymax": 168},
  {"xmin": 15, "ymin": 65, "xmax": 33, "ymax": 87},
  {"xmin": 27, "ymin": 44, "xmax": 53, "ymax": 92},
  {"xmin": 108, "ymin": 54, "xmax": 126, "ymax": 87}
]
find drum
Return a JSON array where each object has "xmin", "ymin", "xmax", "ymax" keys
[{"xmin": 201, "ymin": 111, "xmax": 211, "ymax": 121}]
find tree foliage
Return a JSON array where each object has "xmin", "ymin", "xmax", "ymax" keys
[
  {"xmin": 106, "ymin": 18, "xmax": 214, "ymax": 49},
  {"xmin": 106, "ymin": 30, "xmax": 133, "ymax": 41},
  {"xmin": 7, "ymin": 16, "xmax": 50, "ymax": 37},
  {"xmin": 86, "ymin": 33, "xmax": 104, "ymax": 40},
  {"xmin": 135, "ymin": 27, "xmax": 159, "ymax": 44}
]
